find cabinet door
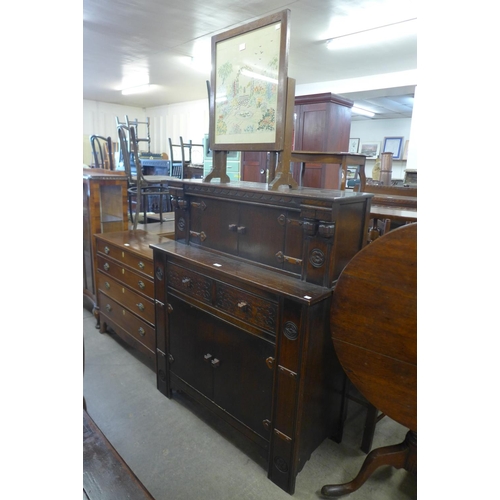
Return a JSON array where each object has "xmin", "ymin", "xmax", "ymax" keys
[
  {"xmin": 168, "ymin": 292, "xmax": 274, "ymax": 439},
  {"xmin": 212, "ymin": 323, "xmax": 274, "ymax": 440},
  {"xmin": 167, "ymin": 294, "xmax": 213, "ymax": 398},
  {"xmin": 194, "ymin": 197, "xmax": 238, "ymax": 255},
  {"xmin": 238, "ymin": 204, "xmax": 286, "ymax": 268}
]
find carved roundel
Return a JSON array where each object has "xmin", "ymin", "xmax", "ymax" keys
[
  {"xmin": 155, "ymin": 267, "xmax": 164, "ymax": 281},
  {"xmin": 283, "ymin": 321, "xmax": 299, "ymax": 341},
  {"xmin": 274, "ymin": 455, "xmax": 289, "ymax": 473},
  {"xmin": 177, "ymin": 217, "xmax": 186, "ymax": 231},
  {"xmin": 309, "ymin": 248, "xmax": 325, "ymax": 268}
]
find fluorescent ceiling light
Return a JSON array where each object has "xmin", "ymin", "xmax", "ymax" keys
[
  {"xmin": 121, "ymin": 84, "xmax": 152, "ymax": 96},
  {"xmin": 351, "ymin": 106, "xmax": 375, "ymax": 118},
  {"xmin": 326, "ymin": 18, "xmax": 416, "ymax": 50},
  {"xmin": 241, "ymin": 68, "xmax": 278, "ymax": 85}
]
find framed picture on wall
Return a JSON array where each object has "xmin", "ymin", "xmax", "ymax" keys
[
  {"xmin": 348, "ymin": 138, "xmax": 360, "ymax": 153},
  {"xmin": 383, "ymin": 136, "xmax": 404, "ymax": 159},
  {"xmin": 360, "ymin": 142, "xmax": 380, "ymax": 159}
]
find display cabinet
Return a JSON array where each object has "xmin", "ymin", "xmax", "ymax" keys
[{"xmin": 83, "ymin": 168, "xmax": 128, "ymax": 311}]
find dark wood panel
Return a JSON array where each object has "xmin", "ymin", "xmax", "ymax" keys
[{"xmin": 83, "ymin": 410, "xmax": 154, "ymax": 500}]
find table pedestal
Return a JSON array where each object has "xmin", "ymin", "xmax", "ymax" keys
[{"xmin": 321, "ymin": 431, "xmax": 417, "ymax": 497}]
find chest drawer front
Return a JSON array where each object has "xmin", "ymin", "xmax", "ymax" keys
[
  {"xmin": 215, "ymin": 283, "xmax": 278, "ymax": 335},
  {"xmin": 166, "ymin": 262, "xmax": 212, "ymax": 305},
  {"xmin": 97, "ymin": 255, "xmax": 154, "ymax": 298},
  {"xmin": 98, "ymin": 273, "xmax": 155, "ymax": 324},
  {"xmin": 96, "ymin": 240, "xmax": 153, "ymax": 278},
  {"xmin": 97, "ymin": 291, "xmax": 155, "ymax": 351}
]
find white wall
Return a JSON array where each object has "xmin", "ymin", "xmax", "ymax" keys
[
  {"xmin": 146, "ymin": 99, "xmax": 209, "ymax": 155},
  {"xmin": 83, "ymin": 98, "xmax": 209, "ymax": 165},
  {"xmin": 83, "ymin": 100, "xmax": 147, "ymax": 164},
  {"xmin": 350, "ymin": 117, "xmax": 412, "ymax": 180},
  {"xmin": 83, "ymin": 99, "xmax": 412, "ymax": 179}
]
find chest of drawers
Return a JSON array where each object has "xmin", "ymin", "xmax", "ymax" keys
[{"xmin": 95, "ymin": 230, "xmax": 173, "ymax": 364}]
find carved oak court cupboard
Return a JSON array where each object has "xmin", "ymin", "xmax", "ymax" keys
[{"xmin": 150, "ymin": 179, "xmax": 372, "ymax": 494}]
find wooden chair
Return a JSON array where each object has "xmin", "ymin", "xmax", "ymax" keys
[
  {"xmin": 118, "ymin": 126, "xmax": 175, "ymax": 229},
  {"xmin": 168, "ymin": 138, "xmax": 184, "ymax": 178},
  {"xmin": 90, "ymin": 135, "xmax": 114, "ymax": 170},
  {"xmin": 367, "ymin": 217, "xmax": 391, "ymax": 244},
  {"xmin": 180, "ymin": 137, "xmax": 204, "ymax": 179}
]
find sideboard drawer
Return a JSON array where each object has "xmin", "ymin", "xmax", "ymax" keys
[
  {"xmin": 97, "ymin": 291, "xmax": 155, "ymax": 351},
  {"xmin": 215, "ymin": 282, "xmax": 278, "ymax": 336},
  {"xmin": 97, "ymin": 272, "xmax": 155, "ymax": 325},
  {"xmin": 166, "ymin": 262, "xmax": 212, "ymax": 305},
  {"xmin": 97, "ymin": 255, "xmax": 154, "ymax": 298}
]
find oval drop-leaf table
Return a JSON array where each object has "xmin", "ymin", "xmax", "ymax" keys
[{"xmin": 322, "ymin": 223, "xmax": 417, "ymax": 497}]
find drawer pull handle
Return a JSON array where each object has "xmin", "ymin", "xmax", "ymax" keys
[
  {"xmin": 204, "ymin": 353, "xmax": 213, "ymax": 362},
  {"xmin": 104, "ymin": 281, "xmax": 110, "ymax": 290},
  {"xmin": 138, "ymin": 261, "xmax": 145, "ymax": 270},
  {"xmin": 104, "ymin": 246, "xmax": 110, "ymax": 254},
  {"xmin": 237, "ymin": 301, "xmax": 249, "ymax": 312},
  {"xmin": 211, "ymin": 358, "xmax": 220, "ymax": 368},
  {"xmin": 138, "ymin": 327, "xmax": 145, "ymax": 337},
  {"xmin": 105, "ymin": 304, "xmax": 112, "ymax": 312},
  {"xmin": 228, "ymin": 224, "xmax": 237, "ymax": 232},
  {"xmin": 237, "ymin": 226, "xmax": 246, "ymax": 234},
  {"xmin": 266, "ymin": 357, "xmax": 274, "ymax": 370},
  {"xmin": 103, "ymin": 263, "xmax": 110, "ymax": 271},
  {"xmin": 138, "ymin": 280, "xmax": 145, "ymax": 289},
  {"xmin": 182, "ymin": 277, "xmax": 193, "ymax": 288},
  {"xmin": 136, "ymin": 303, "xmax": 145, "ymax": 312},
  {"xmin": 262, "ymin": 419, "xmax": 271, "ymax": 430}
]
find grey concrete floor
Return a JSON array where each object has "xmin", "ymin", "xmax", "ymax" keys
[{"xmin": 83, "ymin": 306, "xmax": 417, "ymax": 500}]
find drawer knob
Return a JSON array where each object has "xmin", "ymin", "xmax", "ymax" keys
[
  {"xmin": 104, "ymin": 281, "xmax": 110, "ymax": 290},
  {"xmin": 138, "ymin": 280, "xmax": 145, "ymax": 289},
  {"xmin": 211, "ymin": 358, "xmax": 220, "ymax": 368},
  {"xmin": 182, "ymin": 277, "xmax": 193, "ymax": 288},
  {"xmin": 138, "ymin": 327, "xmax": 145, "ymax": 337},
  {"xmin": 105, "ymin": 304, "xmax": 112, "ymax": 312},
  {"xmin": 138, "ymin": 261, "xmax": 145, "ymax": 270},
  {"xmin": 204, "ymin": 353, "xmax": 213, "ymax": 362},
  {"xmin": 228, "ymin": 224, "xmax": 237, "ymax": 232},
  {"xmin": 237, "ymin": 301, "xmax": 249, "ymax": 312},
  {"xmin": 136, "ymin": 303, "xmax": 145, "ymax": 312},
  {"xmin": 103, "ymin": 263, "xmax": 110, "ymax": 271},
  {"xmin": 104, "ymin": 246, "xmax": 110, "ymax": 254},
  {"xmin": 237, "ymin": 226, "xmax": 246, "ymax": 234}
]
